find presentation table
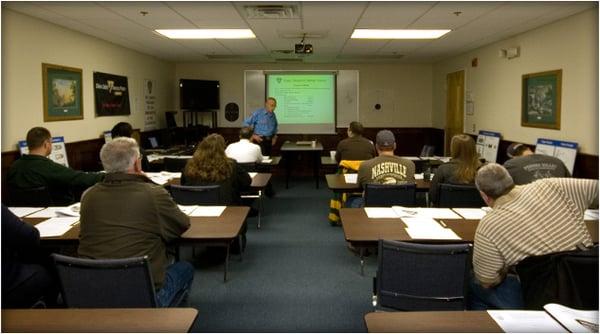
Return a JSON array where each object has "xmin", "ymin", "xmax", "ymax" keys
[
  {"xmin": 364, "ymin": 311, "xmax": 502, "ymax": 333},
  {"xmin": 23, "ymin": 206, "xmax": 250, "ymax": 282},
  {"xmin": 1, "ymin": 308, "xmax": 199, "ymax": 333},
  {"xmin": 340, "ymin": 208, "xmax": 599, "ymax": 275},
  {"xmin": 280, "ymin": 141, "xmax": 323, "ymax": 189}
]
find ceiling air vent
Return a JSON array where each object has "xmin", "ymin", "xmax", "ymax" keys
[{"xmin": 245, "ymin": 5, "xmax": 299, "ymax": 19}]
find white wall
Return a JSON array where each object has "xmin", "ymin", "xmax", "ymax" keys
[
  {"xmin": 433, "ymin": 8, "xmax": 599, "ymax": 155},
  {"xmin": 174, "ymin": 63, "xmax": 433, "ymax": 129},
  {"xmin": 1, "ymin": 9, "xmax": 175, "ymax": 152}
]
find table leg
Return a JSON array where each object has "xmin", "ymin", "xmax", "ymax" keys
[
  {"xmin": 224, "ymin": 243, "xmax": 230, "ymax": 282},
  {"xmin": 360, "ymin": 247, "xmax": 365, "ymax": 276},
  {"xmin": 238, "ymin": 235, "xmax": 244, "ymax": 262},
  {"xmin": 284, "ymin": 152, "xmax": 291, "ymax": 189},
  {"xmin": 314, "ymin": 151, "xmax": 320, "ymax": 189},
  {"xmin": 258, "ymin": 190, "xmax": 263, "ymax": 229}
]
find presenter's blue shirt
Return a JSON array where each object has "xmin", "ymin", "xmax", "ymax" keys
[{"xmin": 243, "ymin": 108, "xmax": 278, "ymax": 137}]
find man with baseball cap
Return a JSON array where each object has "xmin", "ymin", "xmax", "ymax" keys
[
  {"xmin": 347, "ymin": 130, "xmax": 415, "ymax": 207},
  {"xmin": 503, "ymin": 142, "xmax": 570, "ymax": 185}
]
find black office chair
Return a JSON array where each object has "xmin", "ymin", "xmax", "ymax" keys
[
  {"xmin": 51, "ymin": 254, "xmax": 162, "ymax": 308},
  {"xmin": 8, "ymin": 186, "xmax": 54, "ymax": 207},
  {"xmin": 364, "ymin": 183, "xmax": 416, "ymax": 207},
  {"xmin": 373, "ymin": 240, "xmax": 472, "ymax": 311},
  {"xmin": 163, "ymin": 157, "xmax": 190, "ymax": 173},
  {"xmin": 516, "ymin": 245, "xmax": 599, "ymax": 310},
  {"xmin": 169, "ymin": 184, "xmax": 220, "ymax": 205},
  {"xmin": 436, "ymin": 183, "xmax": 486, "ymax": 208}
]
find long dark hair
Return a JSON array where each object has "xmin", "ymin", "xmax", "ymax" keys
[
  {"xmin": 450, "ymin": 134, "xmax": 480, "ymax": 183},
  {"xmin": 184, "ymin": 134, "xmax": 232, "ymax": 182}
]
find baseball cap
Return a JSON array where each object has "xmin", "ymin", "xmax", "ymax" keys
[
  {"xmin": 506, "ymin": 142, "xmax": 526, "ymax": 158},
  {"xmin": 376, "ymin": 130, "xmax": 396, "ymax": 147}
]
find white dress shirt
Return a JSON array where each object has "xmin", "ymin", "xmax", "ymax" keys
[{"xmin": 225, "ymin": 139, "xmax": 263, "ymax": 163}]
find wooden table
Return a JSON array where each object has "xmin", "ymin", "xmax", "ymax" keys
[
  {"xmin": 340, "ymin": 208, "xmax": 599, "ymax": 275},
  {"xmin": 280, "ymin": 141, "xmax": 323, "ymax": 189},
  {"xmin": 325, "ymin": 174, "xmax": 431, "ymax": 193},
  {"xmin": 364, "ymin": 311, "xmax": 503, "ymax": 333},
  {"xmin": 25, "ymin": 206, "xmax": 250, "ymax": 282},
  {"xmin": 2, "ymin": 308, "xmax": 198, "ymax": 333}
]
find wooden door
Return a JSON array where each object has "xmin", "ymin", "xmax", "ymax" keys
[{"xmin": 445, "ymin": 70, "xmax": 465, "ymax": 155}]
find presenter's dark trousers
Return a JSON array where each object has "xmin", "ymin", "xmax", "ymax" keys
[{"xmin": 258, "ymin": 136, "xmax": 273, "ymax": 156}]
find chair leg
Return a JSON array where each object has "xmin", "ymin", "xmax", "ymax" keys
[
  {"xmin": 258, "ymin": 190, "xmax": 263, "ymax": 229},
  {"xmin": 360, "ymin": 247, "xmax": 365, "ymax": 276},
  {"xmin": 238, "ymin": 235, "xmax": 244, "ymax": 262},
  {"xmin": 224, "ymin": 244, "xmax": 230, "ymax": 282}
]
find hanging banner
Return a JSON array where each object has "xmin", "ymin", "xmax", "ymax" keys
[
  {"xmin": 93, "ymin": 71, "xmax": 130, "ymax": 116},
  {"xmin": 144, "ymin": 79, "xmax": 158, "ymax": 130}
]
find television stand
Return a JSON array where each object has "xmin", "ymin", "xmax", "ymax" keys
[{"xmin": 182, "ymin": 109, "xmax": 217, "ymax": 129}]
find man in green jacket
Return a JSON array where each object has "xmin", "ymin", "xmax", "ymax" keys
[
  {"xmin": 78, "ymin": 137, "xmax": 193, "ymax": 307},
  {"xmin": 7, "ymin": 127, "xmax": 104, "ymax": 205}
]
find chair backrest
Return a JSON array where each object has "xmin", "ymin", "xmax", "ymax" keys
[
  {"xmin": 436, "ymin": 183, "xmax": 485, "ymax": 208},
  {"xmin": 420, "ymin": 145, "xmax": 435, "ymax": 157},
  {"xmin": 163, "ymin": 157, "xmax": 189, "ymax": 172},
  {"xmin": 237, "ymin": 162, "xmax": 257, "ymax": 173},
  {"xmin": 375, "ymin": 240, "xmax": 472, "ymax": 311},
  {"xmin": 51, "ymin": 254, "xmax": 157, "ymax": 308},
  {"xmin": 169, "ymin": 184, "xmax": 220, "ymax": 205},
  {"xmin": 364, "ymin": 183, "xmax": 416, "ymax": 207},
  {"xmin": 8, "ymin": 186, "xmax": 54, "ymax": 207},
  {"xmin": 516, "ymin": 245, "xmax": 599, "ymax": 310}
]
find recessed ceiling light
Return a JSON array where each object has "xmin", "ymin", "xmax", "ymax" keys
[
  {"xmin": 155, "ymin": 29, "xmax": 256, "ymax": 39},
  {"xmin": 351, "ymin": 29, "xmax": 451, "ymax": 39}
]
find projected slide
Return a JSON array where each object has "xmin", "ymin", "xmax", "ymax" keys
[{"xmin": 266, "ymin": 73, "xmax": 335, "ymax": 132}]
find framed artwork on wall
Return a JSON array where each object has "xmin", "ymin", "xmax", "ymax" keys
[
  {"xmin": 521, "ymin": 69, "xmax": 562, "ymax": 130},
  {"xmin": 42, "ymin": 63, "xmax": 84, "ymax": 122}
]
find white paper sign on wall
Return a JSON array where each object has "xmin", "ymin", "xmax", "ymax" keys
[
  {"xmin": 476, "ymin": 130, "xmax": 501, "ymax": 163},
  {"xmin": 535, "ymin": 138, "xmax": 578, "ymax": 174}
]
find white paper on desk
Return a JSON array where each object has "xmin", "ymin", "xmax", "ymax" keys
[
  {"xmin": 391, "ymin": 206, "xmax": 419, "ymax": 218},
  {"xmin": 487, "ymin": 310, "xmax": 565, "ymax": 333},
  {"xmin": 248, "ymin": 172, "xmax": 258, "ymax": 178},
  {"xmin": 27, "ymin": 207, "xmax": 69, "ymax": 218},
  {"xmin": 8, "ymin": 207, "xmax": 44, "ymax": 218},
  {"xmin": 405, "ymin": 226, "xmax": 461, "ymax": 240},
  {"xmin": 147, "ymin": 154, "xmax": 161, "ymax": 162},
  {"xmin": 401, "ymin": 217, "xmax": 443, "ymax": 230},
  {"xmin": 400, "ymin": 156, "xmax": 421, "ymax": 161},
  {"xmin": 544, "ymin": 303, "xmax": 599, "ymax": 333},
  {"xmin": 261, "ymin": 158, "xmax": 272, "ymax": 163},
  {"xmin": 146, "ymin": 172, "xmax": 181, "ymax": 185},
  {"xmin": 414, "ymin": 173, "xmax": 424, "ymax": 180},
  {"xmin": 55, "ymin": 203, "xmax": 81, "ymax": 217},
  {"xmin": 584, "ymin": 209, "xmax": 599, "ymax": 220},
  {"xmin": 344, "ymin": 174, "xmax": 358, "ymax": 184},
  {"xmin": 453, "ymin": 208, "xmax": 487, "ymax": 220},
  {"xmin": 189, "ymin": 206, "xmax": 226, "ymax": 217},
  {"xmin": 412, "ymin": 208, "xmax": 462, "ymax": 219},
  {"xmin": 177, "ymin": 205, "xmax": 198, "ymax": 216},
  {"xmin": 34, "ymin": 217, "xmax": 79, "ymax": 237},
  {"xmin": 364, "ymin": 207, "xmax": 400, "ymax": 219}
]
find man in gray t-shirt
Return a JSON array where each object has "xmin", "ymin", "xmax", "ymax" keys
[
  {"xmin": 503, "ymin": 142, "xmax": 570, "ymax": 185},
  {"xmin": 358, "ymin": 130, "xmax": 415, "ymax": 188}
]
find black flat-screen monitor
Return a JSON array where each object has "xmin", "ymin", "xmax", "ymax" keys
[{"xmin": 179, "ymin": 79, "xmax": 220, "ymax": 110}]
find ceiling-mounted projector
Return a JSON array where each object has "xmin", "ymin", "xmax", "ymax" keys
[{"xmin": 295, "ymin": 43, "xmax": 313, "ymax": 54}]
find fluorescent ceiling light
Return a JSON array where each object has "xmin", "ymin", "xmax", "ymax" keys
[
  {"xmin": 351, "ymin": 29, "xmax": 451, "ymax": 39},
  {"xmin": 155, "ymin": 29, "xmax": 255, "ymax": 39}
]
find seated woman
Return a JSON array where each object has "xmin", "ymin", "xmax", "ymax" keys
[
  {"xmin": 182, "ymin": 134, "xmax": 251, "ymax": 205},
  {"xmin": 429, "ymin": 134, "xmax": 483, "ymax": 206}
]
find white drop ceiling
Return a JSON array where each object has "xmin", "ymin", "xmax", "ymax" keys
[{"xmin": 4, "ymin": 1, "xmax": 596, "ymax": 63}]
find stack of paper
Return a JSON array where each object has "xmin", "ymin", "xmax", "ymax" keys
[
  {"xmin": 344, "ymin": 174, "xmax": 358, "ymax": 184},
  {"xmin": 584, "ymin": 209, "xmax": 599, "ymax": 220},
  {"xmin": 402, "ymin": 217, "xmax": 461, "ymax": 240},
  {"xmin": 146, "ymin": 172, "xmax": 181, "ymax": 185},
  {"xmin": 261, "ymin": 156, "xmax": 272, "ymax": 163},
  {"xmin": 487, "ymin": 310, "xmax": 565, "ymax": 333},
  {"xmin": 55, "ymin": 203, "xmax": 81, "ymax": 217},
  {"xmin": 8, "ymin": 207, "xmax": 44, "ymax": 218},
  {"xmin": 544, "ymin": 303, "xmax": 599, "ymax": 333},
  {"xmin": 146, "ymin": 154, "xmax": 162, "ymax": 162},
  {"xmin": 248, "ymin": 172, "xmax": 258, "ymax": 178},
  {"xmin": 28, "ymin": 207, "xmax": 72, "ymax": 218},
  {"xmin": 391, "ymin": 206, "xmax": 419, "ymax": 217},
  {"xmin": 453, "ymin": 208, "xmax": 488, "ymax": 220},
  {"xmin": 189, "ymin": 206, "xmax": 226, "ymax": 217},
  {"xmin": 34, "ymin": 217, "xmax": 79, "ymax": 237},
  {"xmin": 364, "ymin": 207, "xmax": 400, "ymax": 219},
  {"xmin": 406, "ymin": 208, "xmax": 461, "ymax": 219}
]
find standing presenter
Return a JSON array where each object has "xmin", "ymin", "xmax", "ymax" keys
[{"xmin": 243, "ymin": 97, "xmax": 278, "ymax": 156}]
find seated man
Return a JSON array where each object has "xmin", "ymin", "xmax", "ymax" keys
[
  {"xmin": 225, "ymin": 126, "xmax": 263, "ymax": 164},
  {"xmin": 503, "ymin": 142, "xmax": 570, "ymax": 185},
  {"xmin": 470, "ymin": 163, "xmax": 597, "ymax": 309},
  {"xmin": 7, "ymin": 127, "xmax": 104, "ymax": 205},
  {"xmin": 78, "ymin": 137, "xmax": 193, "ymax": 307},
  {"xmin": 111, "ymin": 122, "xmax": 150, "ymax": 171},
  {"xmin": 348, "ymin": 130, "xmax": 415, "ymax": 207},
  {"xmin": 335, "ymin": 121, "xmax": 376, "ymax": 163},
  {"xmin": 1, "ymin": 205, "xmax": 58, "ymax": 308}
]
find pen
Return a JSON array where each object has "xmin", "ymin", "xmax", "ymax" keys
[{"xmin": 439, "ymin": 220, "xmax": 447, "ymax": 227}]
